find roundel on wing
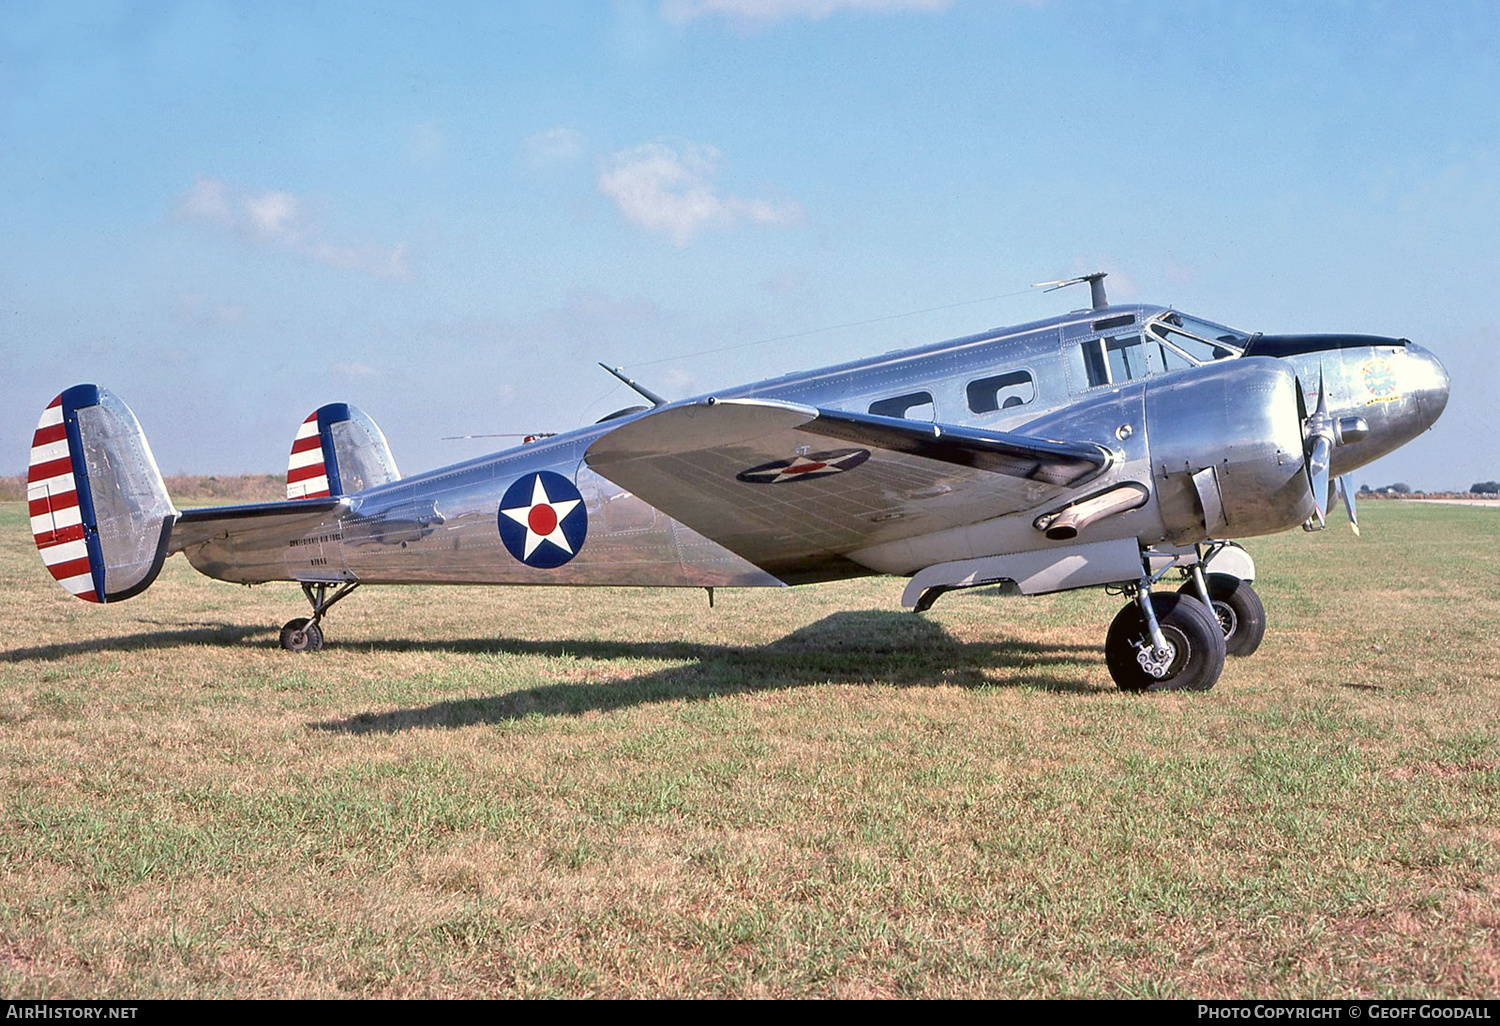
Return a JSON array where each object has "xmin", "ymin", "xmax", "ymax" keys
[
  {"xmin": 736, "ymin": 448, "xmax": 871, "ymax": 484},
  {"xmin": 498, "ymin": 471, "xmax": 588, "ymax": 569}
]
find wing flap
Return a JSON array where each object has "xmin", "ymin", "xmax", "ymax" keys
[{"xmin": 585, "ymin": 399, "xmax": 1111, "ymax": 577}]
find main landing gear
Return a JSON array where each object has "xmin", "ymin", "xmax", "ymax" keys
[
  {"xmin": 1105, "ymin": 583, "xmax": 1226, "ymax": 691},
  {"xmin": 1102, "ymin": 543, "xmax": 1266, "ymax": 691},
  {"xmin": 1178, "ymin": 569, "xmax": 1266, "ymax": 657},
  {"xmin": 279, "ymin": 582, "xmax": 360, "ymax": 652}
]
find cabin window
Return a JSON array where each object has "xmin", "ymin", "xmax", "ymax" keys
[
  {"xmin": 967, "ymin": 370, "xmax": 1036, "ymax": 414},
  {"xmin": 869, "ymin": 390, "xmax": 935, "ymax": 420}
]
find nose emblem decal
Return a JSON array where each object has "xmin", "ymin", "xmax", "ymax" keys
[{"xmin": 1362, "ymin": 359, "xmax": 1399, "ymax": 403}]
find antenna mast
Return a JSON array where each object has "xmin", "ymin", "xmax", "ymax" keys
[{"xmin": 1034, "ymin": 272, "xmax": 1110, "ymax": 311}]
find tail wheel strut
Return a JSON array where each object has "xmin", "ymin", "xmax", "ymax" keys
[{"xmin": 279, "ymin": 582, "xmax": 359, "ymax": 652}]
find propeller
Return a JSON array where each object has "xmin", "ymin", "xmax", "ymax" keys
[
  {"xmin": 1301, "ymin": 368, "xmax": 1335, "ymax": 531},
  {"xmin": 441, "ymin": 432, "xmax": 556, "ymax": 442},
  {"xmin": 1335, "ymin": 475, "xmax": 1360, "ymax": 536},
  {"xmin": 1298, "ymin": 369, "xmax": 1360, "ymax": 534}
]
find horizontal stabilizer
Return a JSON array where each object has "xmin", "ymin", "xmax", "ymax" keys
[
  {"xmin": 171, "ymin": 498, "xmax": 351, "ymax": 584},
  {"xmin": 584, "ymin": 398, "xmax": 1111, "ymax": 576}
]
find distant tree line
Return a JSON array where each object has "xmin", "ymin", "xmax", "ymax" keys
[{"xmin": 1355, "ymin": 481, "xmax": 1499, "ymax": 495}]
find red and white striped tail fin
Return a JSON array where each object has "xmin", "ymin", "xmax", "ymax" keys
[
  {"xmin": 287, "ymin": 412, "xmax": 331, "ymax": 499},
  {"xmin": 29, "ymin": 395, "xmax": 97, "ymax": 602},
  {"xmin": 285, "ymin": 404, "xmax": 400, "ymax": 500},
  {"xmin": 27, "ymin": 386, "xmax": 177, "ymax": 604}
]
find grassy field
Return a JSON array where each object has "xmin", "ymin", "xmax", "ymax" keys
[{"xmin": 0, "ymin": 500, "xmax": 1496, "ymax": 998}]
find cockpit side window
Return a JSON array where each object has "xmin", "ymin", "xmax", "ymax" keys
[
  {"xmin": 1148, "ymin": 312, "xmax": 1247, "ymax": 365},
  {"xmin": 1082, "ymin": 339, "xmax": 1109, "ymax": 387},
  {"xmin": 869, "ymin": 390, "xmax": 935, "ymax": 421},
  {"xmin": 966, "ymin": 370, "xmax": 1035, "ymax": 413},
  {"xmin": 1151, "ymin": 340, "xmax": 1196, "ymax": 372},
  {"xmin": 1083, "ymin": 334, "xmax": 1147, "ymax": 386}
]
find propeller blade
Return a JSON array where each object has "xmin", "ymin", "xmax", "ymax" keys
[
  {"xmin": 1305, "ymin": 435, "xmax": 1331, "ymax": 530},
  {"xmin": 1336, "ymin": 474, "xmax": 1360, "ymax": 536},
  {"xmin": 1300, "ymin": 367, "xmax": 1335, "ymax": 532}
]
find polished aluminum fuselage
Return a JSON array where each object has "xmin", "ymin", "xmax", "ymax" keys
[{"xmin": 179, "ymin": 303, "xmax": 1449, "ymax": 589}]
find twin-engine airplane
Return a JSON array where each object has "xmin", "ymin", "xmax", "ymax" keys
[{"xmin": 27, "ymin": 274, "xmax": 1449, "ymax": 691}]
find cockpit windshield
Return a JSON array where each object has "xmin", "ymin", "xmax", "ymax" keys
[{"xmin": 1147, "ymin": 311, "xmax": 1250, "ymax": 365}]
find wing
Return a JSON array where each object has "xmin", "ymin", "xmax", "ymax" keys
[
  {"xmin": 584, "ymin": 398, "xmax": 1111, "ymax": 579},
  {"xmin": 170, "ymin": 498, "xmax": 350, "ymax": 584}
]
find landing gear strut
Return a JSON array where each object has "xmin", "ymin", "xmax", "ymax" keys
[
  {"xmin": 1105, "ymin": 579, "xmax": 1226, "ymax": 692},
  {"xmin": 279, "ymin": 581, "xmax": 360, "ymax": 652}
]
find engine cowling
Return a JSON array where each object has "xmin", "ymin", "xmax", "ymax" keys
[{"xmin": 1144, "ymin": 357, "xmax": 1314, "ymax": 543}]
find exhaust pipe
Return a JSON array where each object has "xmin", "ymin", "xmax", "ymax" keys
[{"xmin": 1034, "ymin": 483, "xmax": 1149, "ymax": 541}]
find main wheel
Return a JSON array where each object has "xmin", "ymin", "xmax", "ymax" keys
[
  {"xmin": 279, "ymin": 617, "xmax": 324, "ymax": 652},
  {"xmin": 1178, "ymin": 573, "xmax": 1266, "ymax": 657},
  {"xmin": 1105, "ymin": 592, "xmax": 1226, "ymax": 692}
]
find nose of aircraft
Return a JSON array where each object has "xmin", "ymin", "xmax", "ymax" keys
[{"xmin": 1404, "ymin": 342, "xmax": 1450, "ymax": 430}]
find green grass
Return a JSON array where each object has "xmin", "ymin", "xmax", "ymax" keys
[{"xmin": 1, "ymin": 501, "xmax": 1496, "ymax": 997}]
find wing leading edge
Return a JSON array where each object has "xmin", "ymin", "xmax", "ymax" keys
[{"xmin": 584, "ymin": 398, "xmax": 1111, "ymax": 579}]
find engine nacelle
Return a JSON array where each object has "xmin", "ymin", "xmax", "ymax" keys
[{"xmin": 1144, "ymin": 357, "xmax": 1314, "ymax": 543}]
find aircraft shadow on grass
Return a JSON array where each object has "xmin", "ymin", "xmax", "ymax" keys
[
  {"xmin": 0, "ymin": 620, "xmax": 275, "ymax": 661},
  {"xmin": 0, "ymin": 610, "xmax": 1106, "ymax": 724},
  {"xmin": 310, "ymin": 610, "xmax": 1106, "ymax": 734}
]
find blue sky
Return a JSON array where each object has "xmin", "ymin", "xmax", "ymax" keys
[{"xmin": 3, "ymin": 0, "xmax": 1496, "ymax": 490}]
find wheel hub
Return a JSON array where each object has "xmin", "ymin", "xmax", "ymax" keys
[
  {"xmin": 1212, "ymin": 600, "xmax": 1237, "ymax": 636},
  {"xmin": 1135, "ymin": 639, "xmax": 1178, "ymax": 678}
]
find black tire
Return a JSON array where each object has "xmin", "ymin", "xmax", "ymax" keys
[
  {"xmin": 1105, "ymin": 592, "xmax": 1226, "ymax": 692},
  {"xmin": 279, "ymin": 617, "xmax": 324, "ymax": 652},
  {"xmin": 1178, "ymin": 573, "xmax": 1266, "ymax": 657}
]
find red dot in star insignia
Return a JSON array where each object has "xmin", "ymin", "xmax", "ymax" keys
[{"xmin": 528, "ymin": 504, "xmax": 558, "ymax": 535}]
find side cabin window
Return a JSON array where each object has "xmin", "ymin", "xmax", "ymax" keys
[
  {"xmin": 1082, "ymin": 334, "xmax": 1147, "ymax": 387},
  {"xmin": 869, "ymin": 390, "xmax": 935, "ymax": 421},
  {"xmin": 967, "ymin": 370, "xmax": 1036, "ymax": 414}
]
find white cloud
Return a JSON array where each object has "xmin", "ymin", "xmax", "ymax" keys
[
  {"xmin": 597, "ymin": 141, "xmax": 800, "ymax": 246},
  {"xmin": 524, "ymin": 126, "xmax": 588, "ymax": 167},
  {"xmin": 177, "ymin": 177, "xmax": 233, "ymax": 226},
  {"xmin": 243, "ymin": 190, "xmax": 300, "ymax": 245},
  {"xmin": 175, "ymin": 176, "xmax": 411, "ymax": 280},
  {"xmin": 661, "ymin": 0, "xmax": 951, "ymax": 26}
]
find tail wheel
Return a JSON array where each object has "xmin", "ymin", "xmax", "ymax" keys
[
  {"xmin": 280, "ymin": 617, "xmax": 324, "ymax": 652},
  {"xmin": 1179, "ymin": 573, "xmax": 1266, "ymax": 657},
  {"xmin": 1105, "ymin": 592, "xmax": 1226, "ymax": 692}
]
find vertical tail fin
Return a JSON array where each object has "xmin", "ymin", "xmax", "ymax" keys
[
  {"xmin": 28, "ymin": 386, "xmax": 176, "ymax": 603},
  {"xmin": 286, "ymin": 403, "xmax": 401, "ymax": 500}
]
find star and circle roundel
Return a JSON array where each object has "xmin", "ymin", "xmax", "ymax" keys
[
  {"xmin": 736, "ymin": 448, "xmax": 870, "ymax": 484},
  {"xmin": 498, "ymin": 471, "xmax": 588, "ymax": 569}
]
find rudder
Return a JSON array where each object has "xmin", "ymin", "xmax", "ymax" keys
[
  {"xmin": 286, "ymin": 403, "xmax": 400, "ymax": 499},
  {"xmin": 28, "ymin": 386, "xmax": 176, "ymax": 603}
]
